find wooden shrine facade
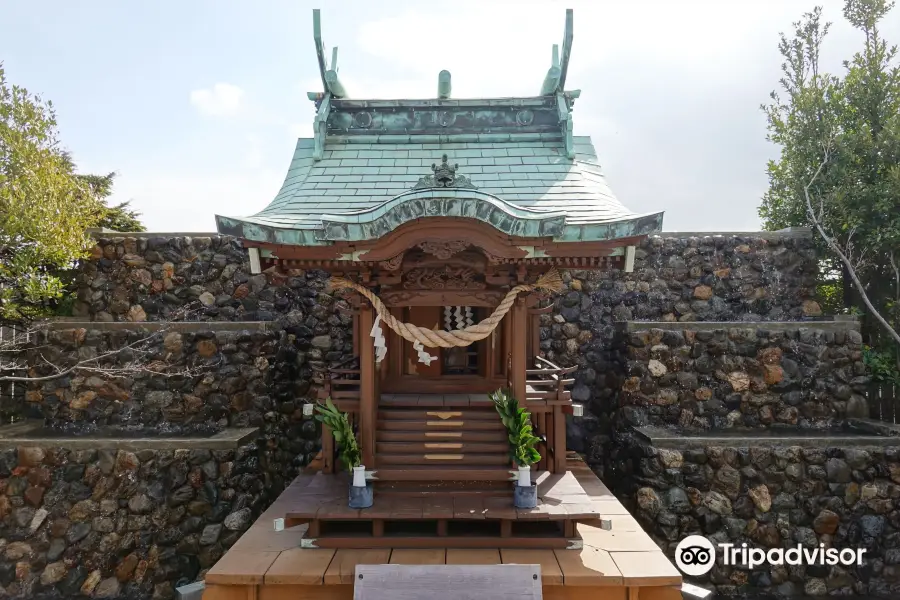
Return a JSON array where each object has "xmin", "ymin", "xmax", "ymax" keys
[{"xmin": 249, "ymin": 215, "xmax": 641, "ymax": 474}]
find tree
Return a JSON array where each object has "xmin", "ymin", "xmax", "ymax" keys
[
  {"xmin": 759, "ymin": 0, "xmax": 900, "ymax": 356},
  {"xmin": 76, "ymin": 168, "xmax": 146, "ymax": 232},
  {"xmin": 0, "ymin": 64, "xmax": 143, "ymax": 324}
]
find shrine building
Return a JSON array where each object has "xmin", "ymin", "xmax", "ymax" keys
[{"xmin": 204, "ymin": 8, "xmax": 681, "ymax": 600}]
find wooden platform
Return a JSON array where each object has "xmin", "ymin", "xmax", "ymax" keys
[
  {"xmin": 283, "ymin": 470, "xmax": 600, "ymax": 549},
  {"xmin": 203, "ymin": 455, "xmax": 681, "ymax": 600}
]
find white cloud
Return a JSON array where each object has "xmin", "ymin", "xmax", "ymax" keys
[{"xmin": 189, "ymin": 83, "xmax": 245, "ymax": 117}]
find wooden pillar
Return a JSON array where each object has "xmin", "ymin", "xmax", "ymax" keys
[
  {"xmin": 321, "ymin": 424, "xmax": 334, "ymax": 474},
  {"xmin": 553, "ymin": 404, "xmax": 566, "ymax": 473},
  {"xmin": 359, "ymin": 302, "xmax": 376, "ymax": 469},
  {"xmin": 510, "ymin": 297, "xmax": 527, "ymax": 403}
]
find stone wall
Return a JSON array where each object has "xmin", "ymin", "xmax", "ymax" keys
[
  {"xmin": 0, "ymin": 440, "xmax": 262, "ymax": 600},
  {"xmin": 73, "ymin": 235, "xmax": 335, "ymax": 324},
  {"xmin": 22, "ymin": 323, "xmax": 327, "ymax": 494},
  {"xmin": 538, "ymin": 231, "xmax": 820, "ymax": 466},
  {"xmin": 77, "ymin": 231, "xmax": 818, "ymax": 326},
  {"xmin": 614, "ymin": 321, "xmax": 868, "ymax": 432},
  {"xmin": 619, "ymin": 436, "xmax": 900, "ymax": 598}
]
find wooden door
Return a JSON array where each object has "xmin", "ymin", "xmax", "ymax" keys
[{"xmin": 403, "ymin": 306, "xmax": 442, "ymax": 378}]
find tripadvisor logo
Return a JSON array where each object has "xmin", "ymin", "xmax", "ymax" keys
[{"xmin": 674, "ymin": 535, "xmax": 867, "ymax": 577}]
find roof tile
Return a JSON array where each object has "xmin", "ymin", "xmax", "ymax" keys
[{"xmin": 229, "ymin": 136, "xmax": 652, "ymax": 236}]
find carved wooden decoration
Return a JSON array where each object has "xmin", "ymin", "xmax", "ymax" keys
[
  {"xmin": 380, "ymin": 251, "xmax": 405, "ymax": 271},
  {"xmin": 404, "ymin": 265, "xmax": 485, "ymax": 290},
  {"xmin": 418, "ymin": 240, "xmax": 469, "ymax": 260}
]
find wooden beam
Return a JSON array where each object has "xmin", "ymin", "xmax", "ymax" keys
[
  {"xmin": 359, "ymin": 303, "xmax": 376, "ymax": 468},
  {"xmin": 552, "ymin": 405, "xmax": 566, "ymax": 473},
  {"xmin": 624, "ymin": 246, "xmax": 636, "ymax": 273},
  {"xmin": 510, "ymin": 297, "xmax": 528, "ymax": 403}
]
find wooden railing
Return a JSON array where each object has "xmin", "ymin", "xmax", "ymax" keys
[
  {"xmin": 526, "ymin": 356, "xmax": 577, "ymax": 405},
  {"xmin": 316, "ymin": 355, "xmax": 361, "ymax": 410},
  {"xmin": 868, "ymin": 383, "xmax": 900, "ymax": 424},
  {"xmin": 525, "ymin": 356, "xmax": 577, "ymax": 473},
  {"xmin": 313, "ymin": 356, "xmax": 361, "ymax": 473}
]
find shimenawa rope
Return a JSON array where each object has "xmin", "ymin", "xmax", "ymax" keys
[{"xmin": 330, "ymin": 268, "xmax": 562, "ymax": 348}]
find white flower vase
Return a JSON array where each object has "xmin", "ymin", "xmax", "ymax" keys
[
  {"xmin": 517, "ymin": 466, "xmax": 531, "ymax": 487},
  {"xmin": 352, "ymin": 465, "xmax": 367, "ymax": 487}
]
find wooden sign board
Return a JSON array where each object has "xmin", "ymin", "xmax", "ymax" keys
[{"xmin": 353, "ymin": 564, "xmax": 543, "ymax": 600}]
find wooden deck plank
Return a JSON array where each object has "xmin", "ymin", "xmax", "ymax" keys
[
  {"xmin": 202, "ymin": 583, "xmax": 257, "ymax": 600},
  {"xmin": 516, "ymin": 502, "xmax": 556, "ymax": 520},
  {"xmin": 579, "ymin": 514, "xmax": 642, "ymax": 532},
  {"xmin": 632, "ymin": 586, "xmax": 683, "ymax": 600},
  {"xmin": 454, "ymin": 496, "xmax": 486, "ymax": 519},
  {"xmin": 258, "ymin": 585, "xmax": 353, "ymax": 600},
  {"xmin": 536, "ymin": 472, "xmax": 584, "ymax": 500},
  {"xmin": 580, "ymin": 524, "xmax": 661, "ymax": 552},
  {"xmin": 389, "ymin": 497, "xmax": 423, "ymax": 519},
  {"xmin": 389, "ymin": 549, "xmax": 446, "ymax": 565},
  {"xmin": 205, "ymin": 550, "xmax": 281, "ymax": 585},
  {"xmin": 417, "ymin": 395, "xmax": 444, "ymax": 407},
  {"xmin": 609, "ymin": 551, "xmax": 682, "ymax": 587},
  {"xmin": 264, "ymin": 548, "xmax": 336, "ymax": 585},
  {"xmin": 360, "ymin": 498, "xmax": 394, "ymax": 520},
  {"xmin": 482, "ymin": 496, "xmax": 518, "ymax": 520},
  {"xmin": 469, "ymin": 393, "xmax": 492, "ymax": 406},
  {"xmin": 500, "ymin": 549, "xmax": 563, "ymax": 585},
  {"xmin": 543, "ymin": 588, "xmax": 626, "ymax": 600},
  {"xmin": 323, "ymin": 549, "xmax": 391, "ymax": 585},
  {"xmin": 443, "ymin": 394, "xmax": 470, "ymax": 407},
  {"xmin": 445, "ymin": 548, "xmax": 502, "ymax": 565},
  {"xmin": 553, "ymin": 546, "xmax": 623, "ymax": 586},
  {"xmin": 316, "ymin": 501, "xmax": 361, "ymax": 520},
  {"xmin": 587, "ymin": 499, "xmax": 634, "ymax": 515},
  {"xmin": 422, "ymin": 496, "xmax": 455, "ymax": 519},
  {"xmin": 228, "ymin": 524, "xmax": 310, "ymax": 553}
]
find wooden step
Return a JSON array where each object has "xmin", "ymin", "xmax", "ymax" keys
[
  {"xmin": 370, "ymin": 466, "xmax": 518, "ymax": 482},
  {"xmin": 376, "ymin": 430, "xmax": 508, "ymax": 443},
  {"xmin": 377, "ymin": 409, "xmax": 499, "ymax": 421},
  {"xmin": 376, "ymin": 453, "xmax": 510, "ymax": 466},
  {"xmin": 377, "ymin": 419, "xmax": 504, "ymax": 431},
  {"xmin": 376, "ymin": 441, "xmax": 509, "ymax": 454},
  {"xmin": 374, "ymin": 480, "xmax": 511, "ymax": 497}
]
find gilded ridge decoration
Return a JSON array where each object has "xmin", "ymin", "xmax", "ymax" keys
[{"xmin": 412, "ymin": 155, "xmax": 477, "ymax": 190}]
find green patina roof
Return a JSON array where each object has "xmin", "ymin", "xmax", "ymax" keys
[
  {"xmin": 215, "ymin": 132, "xmax": 664, "ymax": 246},
  {"xmin": 214, "ymin": 9, "xmax": 664, "ymax": 247}
]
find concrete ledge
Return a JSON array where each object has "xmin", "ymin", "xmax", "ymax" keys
[
  {"xmin": 0, "ymin": 422, "xmax": 259, "ymax": 451},
  {"xmin": 176, "ymin": 580, "xmax": 205, "ymax": 600},
  {"xmin": 42, "ymin": 320, "xmax": 277, "ymax": 332},
  {"xmin": 655, "ymin": 227, "xmax": 812, "ymax": 240},
  {"xmin": 88, "ymin": 229, "xmax": 222, "ymax": 238},
  {"xmin": 619, "ymin": 318, "xmax": 860, "ymax": 333},
  {"xmin": 636, "ymin": 419, "xmax": 900, "ymax": 449}
]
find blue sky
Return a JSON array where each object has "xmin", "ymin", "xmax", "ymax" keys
[{"xmin": 2, "ymin": 1, "xmax": 897, "ymax": 232}]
